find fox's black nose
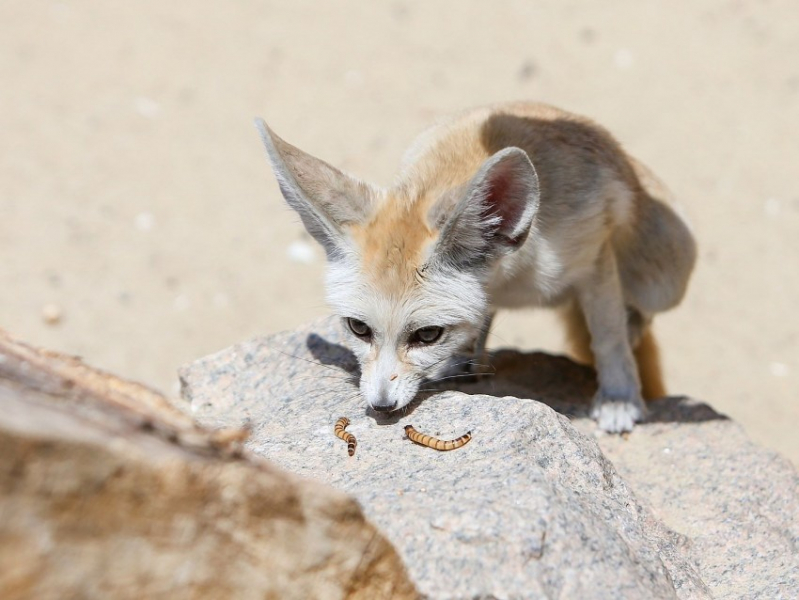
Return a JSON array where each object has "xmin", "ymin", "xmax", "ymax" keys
[{"xmin": 371, "ymin": 399, "xmax": 397, "ymax": 412}]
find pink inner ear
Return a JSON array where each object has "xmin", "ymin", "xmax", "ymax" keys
[{"xmin": 483, "ymin": 161, "xmax": 525, "ymax": 237}]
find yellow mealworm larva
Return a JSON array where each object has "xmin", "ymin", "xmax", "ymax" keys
[
  {"xmin": 404, "ymin": 425, "xmax": 472, "ymax": 451},
  {"xmin": 334, "ymin": 417, "xmax": 357, "ymax": 456}
]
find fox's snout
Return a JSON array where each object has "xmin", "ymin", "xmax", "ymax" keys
[
  {"xmin": 370, "ymin": 398, "xmax": 397, "ymax": 412},
  {"xmin": 360, "ymin": 361, "xmax": 417, "ymax": 413},
  {"xmin": 350, "ymin": 315, "xmax": 488, "ymax": 414}
]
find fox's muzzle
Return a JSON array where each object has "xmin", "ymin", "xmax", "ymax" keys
[{"xmin": 371, "ymin": 399, "xmax": 397, "ymax": 412}]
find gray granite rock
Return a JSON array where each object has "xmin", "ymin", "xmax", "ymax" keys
[
  {"xmin": 180, "ymin": 317, "xmax": 799, "ymax": 599},
  {"xmin": 585, "ymin": 409, "xmax": 799, "ymax": 599}
]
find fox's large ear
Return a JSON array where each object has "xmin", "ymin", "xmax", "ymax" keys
[
  {"xmin": 255, "ymin": 118, "xmax": 375, "ymax": 259},
  {"xmin": 432, "ymin": 147, "xmax": 540, "ymax": 267}
]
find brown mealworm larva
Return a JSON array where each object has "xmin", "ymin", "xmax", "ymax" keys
[
  {"xmin": 334, "ymin": 417, "xmax": 357, "ymax": 456},
  {"xmin": 404, "ymin": 425, "xmax": 472, "ymax": 451}
]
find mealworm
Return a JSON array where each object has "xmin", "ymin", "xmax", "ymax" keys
[
  {"xmin": 334, "ymin": 417, "xmax": 357, "ymax": 456},
  {"xmin": 404, "ymin": 425, "xmax": 472, "ymax": 451}
]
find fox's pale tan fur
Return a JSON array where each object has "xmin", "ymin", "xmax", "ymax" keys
[{"xmin": 256, "ymin": 102, "xmax": 696, "ymax": 432}]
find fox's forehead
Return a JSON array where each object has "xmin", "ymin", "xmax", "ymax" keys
[
  {"xmin": 325, "ymin": 254, "xmax": 486, "ymax": 334},
  {"xmin": 347, "ymin": 192, "xmax": 438, "ymax": 296}
]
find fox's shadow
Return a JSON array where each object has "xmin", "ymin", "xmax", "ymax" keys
[{"xmin": 305, "ymin": 333, "xmax": 726, "ymax": 425}]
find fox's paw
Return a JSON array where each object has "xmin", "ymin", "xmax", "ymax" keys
[{"xmin": 590, "ymin": 391, "xmax": 646, "ymax": 433}]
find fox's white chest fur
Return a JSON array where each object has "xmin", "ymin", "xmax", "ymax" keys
[{"xmin": 256, "ymin": 102, "xmax": 696, "ymax": 433}]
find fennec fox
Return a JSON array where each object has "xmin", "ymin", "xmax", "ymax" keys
[{"xmin": 255, "ymin": 102, "xmax": 696, "ymax": 433}]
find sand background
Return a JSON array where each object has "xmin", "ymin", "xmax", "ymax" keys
[{"xmin": 2, "ymin": 1, "xmax": 797, "ymax": 464}]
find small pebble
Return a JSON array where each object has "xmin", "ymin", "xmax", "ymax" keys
[
  {"xmin": 42, "ymin": 303, "xmax": 63, "ymax": 325},
  {"xmin": 517, "ymin": 60, "xmax": 536, "ymax": 81},
  {"xmin": 287, "ymin": 240, "xmax": 316, "ymax": 264}
]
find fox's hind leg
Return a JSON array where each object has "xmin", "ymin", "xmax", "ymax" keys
[
  {"xmin": 561, "ymin": 299, "xmax": 593, "ymax": 366},
  {"xmin": 627, "ymin": 309, "xmax": 667, "ymax": 400}
]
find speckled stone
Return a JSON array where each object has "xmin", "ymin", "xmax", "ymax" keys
[
  {"xmin": 180, "ymin": 317, "xmax": 798, "ymax": 599},
  {"xmin": 582, "ymin": 409, "xmax": 799, "ymax": 599}
]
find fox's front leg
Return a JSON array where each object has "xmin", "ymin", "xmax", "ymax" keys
[
  {"xmin": 576, "ymin": 244, "xmax": 645, "ymax": 432},
  {"xmin": 470, "ymin": 312, "xmax": 495, "ymax": 377},
  {"xmin": 439, "ymin": 312, "xmax": 495, "ymax": 382}
]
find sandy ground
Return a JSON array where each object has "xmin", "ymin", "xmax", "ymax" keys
[{"xmin": 2, "ymin": 1, "xmax": 797, "ymax": 464}]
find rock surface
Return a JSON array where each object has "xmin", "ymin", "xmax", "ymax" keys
[
  {"xmin": 589, "ymin": 408, "xmax": 799, "ymax": 599},
  {"xmin": 181, "ymin": 318, "xmax": 799, "ymax": 599},
  {"xmin": 0, "ymin": 328, "xmax": 416, "ymax": 600}
]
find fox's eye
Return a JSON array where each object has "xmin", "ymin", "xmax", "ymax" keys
[
  {"xmin": 347, "ymin": 318, "xmax": 372, "ymax": 339},
  {"xmin": 413, "ymin": 326, "xmax": 444, "ymax": 345}
]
